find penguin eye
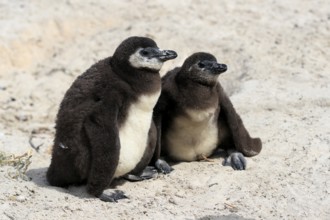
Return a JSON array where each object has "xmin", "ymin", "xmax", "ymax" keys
[
  {"xmin": 140, "ymin": 50, "xmax": 149, "ymax": 56},
  {"xmin": 198, "ymin": 62, "xmax": 205, "ymax": 68}
]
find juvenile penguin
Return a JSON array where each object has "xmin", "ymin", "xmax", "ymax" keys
[
  {"xmin": 46, "ymin": 36, "xmax": 177, "ymax": 202},
  {"xmin": 153, "ymin": 52, "xmax": 262, "ymax": 170}
]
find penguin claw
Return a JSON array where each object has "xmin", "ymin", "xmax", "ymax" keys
[
  {"xmin": 155, "ymin": 159, "xmax": 174, "ymax": 174},
  {"xmin": 98, "ymin": 190, "xmax": 129, "ymax": 202},
  {"xmin": 223, "ymin": 152, "xmax": 247, "ymax": 170}
]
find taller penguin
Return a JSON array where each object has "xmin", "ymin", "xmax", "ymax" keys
[{"xmin": 46, "ymin": 36, "xmax": 177, "ymax": 202}]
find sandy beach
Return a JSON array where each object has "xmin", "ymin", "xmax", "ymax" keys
[{"xmin": 0, "ymin": 0, "xmax": 329, "ymax": 219}]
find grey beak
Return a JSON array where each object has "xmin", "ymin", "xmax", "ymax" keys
[
  {"xmin": 140, "ymin": 47, "xmax": 178, "ymax": 61},
  {"xmin": 213, "ymin": 63, "xmax": 227, "ymax": 73},
  {"xmin": 157, "ymin": 50, "xmax": 178, "ymax": 61},
  {"xmin": 200, "ymin": 60, "xmax": 227, "ymax": 74}
]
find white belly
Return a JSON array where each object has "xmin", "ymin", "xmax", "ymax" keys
[
  {"xmin": 165, "ymin": 107, "xmax": 219, "ymax": 161},
  {"xmin": 114, "ymin": 91, "xmax": 160, "ymax": 177}
]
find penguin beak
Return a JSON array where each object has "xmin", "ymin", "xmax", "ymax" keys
[
  {"xmin": 140, "ymin": 47, "xmax": 177, "ymax": 61},
  {"xmin": 156, "ymin": 49, "xmax": 178, "ymax": 61},
  {"xmin": 200, "ymin": 60, "xmax": 227, "ymax": 74},
  {"xmin": 212, "ymin": 63, "xmax": 227, "ymax": 73}
]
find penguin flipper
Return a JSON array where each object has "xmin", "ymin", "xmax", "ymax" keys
[
  {"xmin": 84, "ymin": 105, "xmax": 120, "ymax": 197},
  {"xmin": 218, "ymin": 86, "xmax": 262, "ymax": 157},
  {"xmin": 150, "ymin": 92, "xmax": 174, "ymax": 174}
]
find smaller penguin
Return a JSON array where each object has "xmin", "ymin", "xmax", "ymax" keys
[
  {"xmin": 46, "ymin": 36, "xmax": 177, "ymax": 202},
  {"xmin": 153, "ymin": 52, "xmax": 262, "ymax": 170}
]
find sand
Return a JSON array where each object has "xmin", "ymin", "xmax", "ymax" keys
[{"xmin": 0, "ymin": 0, "xmax": 329, "ymax": 219}]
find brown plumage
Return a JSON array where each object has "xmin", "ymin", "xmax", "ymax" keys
[{"xmin": 152, "ymin": 52, "xmax": 262, "ymax": 170}]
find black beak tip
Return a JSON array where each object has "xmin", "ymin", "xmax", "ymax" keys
[
  {"xmin": 159, "ymin": 50, "xmax": 178, "ymax": 61},
  {"xmin": 218, "ymin": 64, "xmax": 227, "ymax": 73},
  {"xmin": 169, "ymin": 50, "xmax": 178, "ymax": 59}
]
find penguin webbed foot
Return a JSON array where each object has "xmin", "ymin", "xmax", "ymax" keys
[
  {"xmin": 223, "ymin": 152, "xmax": 246, "ymax": 170},
  {"xmin": 124, "ymin": 160, "xmax": 173, "ymax": 182},
  {"xmin": 98, "ymin": 190, "xmax": 129, "ymax": 202},
  {"xmin": 155, "ymin": 159, "xmax": 174, "ymax": 174},
  {"xmin": 124, "ymin": 166, "xmax": 158, "ymax": 182}
]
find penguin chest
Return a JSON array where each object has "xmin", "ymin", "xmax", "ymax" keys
[
  {"xmin": 114, "ymin": 92, "xmax": 160, "ymax": 177},
  {"xmin": 165, "ymin": 107, "xmax": 219, "ymax": 161}
]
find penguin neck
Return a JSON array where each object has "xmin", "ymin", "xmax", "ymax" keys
[
  {"xmin": 176, "ymin": 74, "xmax": 219, "ymax": 109},
  {"xmin": 110, "ymin": 59, "xmax": 161, "ymax": 94},
  {"xmin": 176, "ymin": 73, "xmax": 217, "ymax": 91}
]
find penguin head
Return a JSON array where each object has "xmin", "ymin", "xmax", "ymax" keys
[
  {"xmin": 112, "ymin": 36, "xmax": 177, "ymax": 73},
  {"xmin": 179, "ymin": 52, "xmax": 227, "ymax": 86}
]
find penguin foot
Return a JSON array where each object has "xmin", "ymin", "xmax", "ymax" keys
[
  {"xmin": 223, "ymin": 152, "xmax": 246, "ymax": 170},
  {"xmin": 99, "ymin": 190, "xmax": 129, "ymax": 202},
  {"xmin": 124, "ymin": 166, "xmax": 158, "ymax": 182},
  {"xmin": 155, "ymin": 159, "xmax": 174, "ymax": 174}
]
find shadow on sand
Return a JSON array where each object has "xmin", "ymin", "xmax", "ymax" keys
[
  {"xmin": 26, "ymin": 167, "xmax": 94, "ymax": 199},
  {"xmin": 198, "ymin": 214, "xmax": 254, "ymax": 220}
]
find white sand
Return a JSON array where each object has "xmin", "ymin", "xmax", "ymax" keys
[{"xmin": 0, "ymin": 0, "xmax": 329, "ymax": 219}]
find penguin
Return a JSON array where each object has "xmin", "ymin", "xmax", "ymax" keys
[
  {"xmin": 152, "ymin": 52, "xmax": 262, "ymax": 171},
  {"xmin": 46, "ymin": 36, "xmax": 177, "ymax": 202}
]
